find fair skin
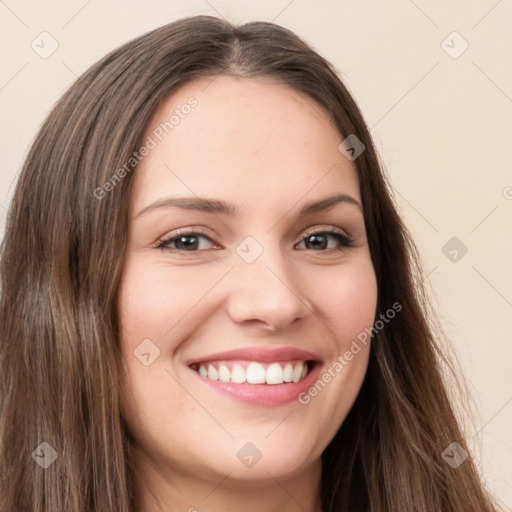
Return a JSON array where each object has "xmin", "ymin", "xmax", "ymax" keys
[{"xmin": 118, "ymin": 75, "xmax": 378, "ymax": 512}]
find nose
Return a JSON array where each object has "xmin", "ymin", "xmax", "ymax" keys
[{"xmin": 225, "ymin": 245, "xmax": 313, "ymax": 332}]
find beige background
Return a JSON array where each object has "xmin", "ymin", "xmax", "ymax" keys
[{"xmin": 1, "ymin": 0, "xmax": 511, "ymax": 508}]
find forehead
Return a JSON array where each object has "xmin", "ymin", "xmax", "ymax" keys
[{"xmin": 130, "ymin": 76, "xmax": 360, "ymax": 214}]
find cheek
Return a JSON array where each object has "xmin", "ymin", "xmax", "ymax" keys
[
  {"xmin": 312, "ymin": 259, "xmax": 378, "ymax": 346},
  {"xmin": 117, "ymin": 259, "xmax": 229, "ymax": 350},
  {"xmin": 272, "ymin": 258, "xmax": 378, "ymax": 458}
]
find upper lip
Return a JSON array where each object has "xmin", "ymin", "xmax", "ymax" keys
[{"xmin": 186, "ymin": 347, "xmax": 322, "ymax": 366}]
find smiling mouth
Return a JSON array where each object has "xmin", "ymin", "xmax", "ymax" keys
[{"xmin": 190, "ymin": 360, "xmax": 315, "ymax": 385}]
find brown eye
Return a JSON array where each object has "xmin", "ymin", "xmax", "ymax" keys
[
  {"xmin": 157, "ymin": 232, "xmax": 217, "ymax": 252},
  {"xmin": 297, "ymin": 230, "xmax": 354, "ymax": 252}
]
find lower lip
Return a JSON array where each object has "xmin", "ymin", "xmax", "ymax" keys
[{"xmin": 191, "ymin": 363, "xmax": 322, "ymax": 406}]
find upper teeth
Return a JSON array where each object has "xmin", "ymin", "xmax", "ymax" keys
[{"xmin": 196, "ymin": 361, "xmax": 309, "ymax": 385}]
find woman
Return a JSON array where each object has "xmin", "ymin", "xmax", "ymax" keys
[{"xmin": 0, "ymin": 15, "xmax": 500, "ymax": 512}]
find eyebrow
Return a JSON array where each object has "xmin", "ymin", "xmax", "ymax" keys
[{"xmin": 135, "ymin": 193, "xmax": 363, "ymax": 219}]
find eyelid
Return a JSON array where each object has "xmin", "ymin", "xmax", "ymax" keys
[{"xmin": 300, "ymin": 225, "xmax": 351, "ymax": 240}]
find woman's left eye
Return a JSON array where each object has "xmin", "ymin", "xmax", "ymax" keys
[
  {"xmin": 156, "ymin": 229, "xmax": 354, "ymax": 253},
  {"xmin": 296, "ymin": 230, "xmax": 355, "ymax": 252}
]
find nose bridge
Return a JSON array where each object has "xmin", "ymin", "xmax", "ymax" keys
[{"xmin": 226, "ymin": 235, "xmax": 312, "ymax": 330}]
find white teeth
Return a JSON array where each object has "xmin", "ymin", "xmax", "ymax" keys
[
  {"xmin": 231, "ymin": 365, "xmax": 246, "ymax": 383},
  {"xmin": 292, "ymin": 363, "xmax": 304, "ymax": 383},
  {"xmin": 218, "ymin": 364, "xmax": 230, "ymax": 382},
  {"xmin": 196, "ymin": 361, "xmax": 311, "ymax": 385},
  {"xmin": 283, "ymin": 363, "xmax": 293, "ymax": 382},
  {"xmin": 246, "ymin": 362, "xmax": 266, "ymax": 384},
  {"xmin": 266, "ymin": 363, "xmax": 284, "ymax": 385},
  {"xmin": 207, "ymin": 364, "xmax": 218, "ymax": 381}
]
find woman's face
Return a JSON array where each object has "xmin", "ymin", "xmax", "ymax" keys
[{"xmin": 118, "ymin": 76, "xmax": 377, "ymax": 486}]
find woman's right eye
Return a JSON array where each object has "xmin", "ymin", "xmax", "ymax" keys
[{"xmin": 157, "ymin": 232, "xmax": 218, "ymax": 252}]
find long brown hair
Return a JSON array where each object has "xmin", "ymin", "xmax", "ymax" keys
[{"xmin": 0, "ymin": 15, "xmax": 500, "ymax": 511}]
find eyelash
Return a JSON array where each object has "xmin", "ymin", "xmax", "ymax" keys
[{"xmin": 156, "ymin": 227, "xmax": 355, "ymax": 254}]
